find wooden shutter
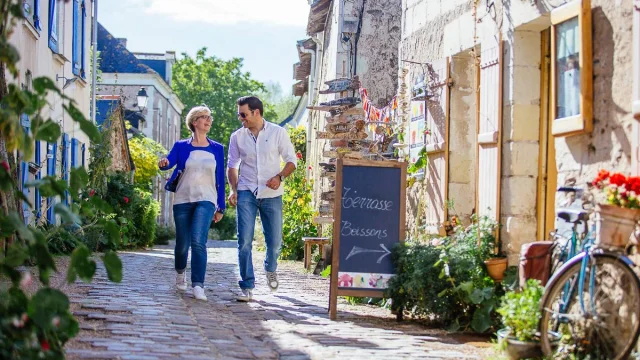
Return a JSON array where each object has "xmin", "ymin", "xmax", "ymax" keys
[
  {"xmin": 633, "ymin": 0, "xmax": 640, "ymax": 175},
  {"xmin": 476, "ymin": 34, "xmax": 503, "ymax": 221},
  {"xmin": 424, "ymin": 58, "xmax": 450, "ymax": 234}
]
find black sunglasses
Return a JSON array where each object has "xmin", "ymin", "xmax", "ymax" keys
[{"xmin": 237, "ymin": 110, "xmax": 255, "ymax": 119}]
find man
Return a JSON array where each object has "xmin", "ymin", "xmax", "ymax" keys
[{"xmin": 227, "ymin": 96, "xmax": 297, "ymax": 302}]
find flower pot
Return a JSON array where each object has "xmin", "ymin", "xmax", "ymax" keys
[
  {"xmin": 595, "ymin": 204, "xmax": 640, "ymax": 249},
  {"xmin": 485, "ymin": 257, "xmax": 508, "ymax": 282},
  {"xmin": 497, "ymin": 328, "xmax": 560, "ymax": 360}
]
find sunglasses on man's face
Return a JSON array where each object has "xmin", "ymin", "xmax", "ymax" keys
[{"xmin": 237, "ymin": 110, "xmax": 254, "ymax": 119}]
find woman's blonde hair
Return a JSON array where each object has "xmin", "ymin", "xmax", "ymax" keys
[{"xmin": 185, "ymin": 105, "xmax": 211, "ymax": 133}]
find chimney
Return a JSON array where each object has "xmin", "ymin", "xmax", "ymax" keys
[{"xmin": 116, "ymin": 38, "xmax": 127, "ymax": 48}]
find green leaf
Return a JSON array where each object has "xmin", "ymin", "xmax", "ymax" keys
[
  {"xmin": 0, "ymin": 212, "xmax": 35, "ymax": 243},
  {"xmin": 54, "ymin": 203, "xmax": 81, "ymax": 224},
  {"xmin": 70, "ymin": 167, "xmax": 89, "ymax": 195},
  {"xmin": 64, "ymin": 103, "xmax": 101, "ymax": 143},
  {"xmin": 34, "ymin": 120, "xmax": 61, "ymax": 142},
  {"xmin": 469, "ymin": 289, "xmax": 485, "ymax": 305},
  {"xmin": 0, "ymin": 39, "xmax": 20, "ymax": 77},
  {"xmin": 445, "ymin": 319, "xmax": 461, "ymax": 333},
  {"xmin": 470, "ymin": 306, "xmax": 492, "ymax": 333},
  {"xmin": 68, "ymin": 245, "xmax": 96, "ymax": 283},
  {"xmin": 102, "ymin": 220, "xmax": 121, "ymax": 246},
  {"xmin": 33, "ymin": 241, "xmax": 57, "ymax": 285},
  {"xmin": 32, "ymin": 76, "xmax": 62, "ymax": 96},
  {"xmin": 28, "ymin": 288, "xmax": 70, "ymax": 329},
  {"xmin": 3, "ymin": 243, "xmax": 29, "ymax": 267},
  {"xmin": 103, "ymin": 251, "xmax": 122, "ymax": 282},
  {"xmin": 90, "ymin": 196, "xmax": 113, "ymax": 213}
]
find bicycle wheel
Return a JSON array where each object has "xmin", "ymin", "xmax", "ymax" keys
[{"xmin": 539, "ymin": 253, "xmax": 640, "ymax": 359}]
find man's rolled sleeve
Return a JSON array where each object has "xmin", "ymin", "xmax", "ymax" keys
[
  {"xmin": 279, "ymin": 129, "xmax": 298, "ymax": 168},
  {"xmin": 227, "ymin": 132, "xmax": 242, "ymax": 169}
]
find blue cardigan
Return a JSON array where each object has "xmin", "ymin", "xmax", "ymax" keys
[{"xmin": 161, "ymin": 137, "xmax": 226, "ymax": 213}]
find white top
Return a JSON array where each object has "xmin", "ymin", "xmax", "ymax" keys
[
  {"xmin": 227, "ymin": 120, "xmax": 297, "ymax": 199},
  {"xmin": 174, "ymin": 148, "xmax": 218, "ymax": 205}
]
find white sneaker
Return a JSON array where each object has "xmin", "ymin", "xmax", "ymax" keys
[
  {"xmin": 266, "ymin": 271, "xmax": 279, "ymax": 292},
  {"xmin": 236, "ymin": 289, "xmax": 253, "ymax": 302},
  {"xmin": 193, "ymin": 286, "xmax": 207, "ymax": 301},
  {"xmin": 176, "ymin": 272, "xmax": 187, "ymax": 291}
]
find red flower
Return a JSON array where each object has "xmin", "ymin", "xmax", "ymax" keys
[
  {"xmin": 609, "ymin": 173, "xmax": 627, "ymax": 187},
  {"xmin": 89, "ymin": 189, "xmax": 95, "ymax": 197},
  {"xmin": 308, "ymin": 166, "xmax": 312, "ymax": 170},
  {"xmin": 41, "ymin": 339, "xmax": 50, "ymax": 351},
  {"xmin": 0, "ymin": 161, "xmax": 9, "ymax": 172},
  {"xmin": 296, "ymin": 152, "xmax": 303, "ymax": 160},
  {"xmin": 592, "ymin": 170, "xmax": 610, "ymax": 187},
  {"xmin": 123, "ymin": 197, "xmax": 129, "ymax": 204}
]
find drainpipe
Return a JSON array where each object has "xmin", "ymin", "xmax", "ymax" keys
[{"xmin": 90, "ymin": 0, "xmax": 98, "ymax": 125}]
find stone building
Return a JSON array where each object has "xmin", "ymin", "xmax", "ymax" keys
[
  {"xmin": 399, "ymin": 0, "xmax": 638, "ymax": 264},
  {"xmin": 96, "ymin": 23, "xmax": 185, "ymax": 227},
  {"xmin": 8, "ymin": 0, "xmax": 94, "ymax": 224},
  {"xmin": 296, "ymin": 0, "xmax": 403, "ymax": 208}
]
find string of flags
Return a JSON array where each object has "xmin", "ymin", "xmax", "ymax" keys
[{"xmin": 359, "ymin": 88, "xmax": 398, "ymax": 125}]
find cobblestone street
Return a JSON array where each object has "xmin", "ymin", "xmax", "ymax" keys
[{"xmin": 64, "ymin": 241, "xmax": 494, "ymax": 360}]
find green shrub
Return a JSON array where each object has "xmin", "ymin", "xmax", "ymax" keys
[
  {"xmin": 281, "ymin": 159, "xmax": 316, "ymax": 260},
  {"xmin": 209, "ymin": 206, "xmax": 237, "ymax": 240},
  {"xmin": 497, "ymin": 279, "xmax": 544, "ymax": 341},
  {"xmin": 155, "ymin": 225, "xmax": 175, "ymax": 245},
  {"xmin": 45, "ymin": 227, "xmax": 81, "ymax": 255}
]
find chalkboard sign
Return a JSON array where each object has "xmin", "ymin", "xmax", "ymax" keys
[{"xmin": 329, "ymin": 158, "xmax": 407, "ymax": 320}]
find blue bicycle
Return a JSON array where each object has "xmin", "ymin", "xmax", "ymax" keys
[{"xmin": 539, "ymin": 187, "xmax": 640, "ymax": 359}]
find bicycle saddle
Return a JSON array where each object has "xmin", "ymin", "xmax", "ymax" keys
[{"xmin": 556, "ymin": 207, "xmax": 589, "ymax": 224}]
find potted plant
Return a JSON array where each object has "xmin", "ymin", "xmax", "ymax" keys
[
  {"xmin": 474, "ymin": 214, "xmax": 507, "ymax": 282},
  {"xmin": 591, "ymin": 170, "xmax": 640, "ymax": 249},
  {"xmin": 496, "ymin": 279, "xmax": 557, "ymax": 359}
]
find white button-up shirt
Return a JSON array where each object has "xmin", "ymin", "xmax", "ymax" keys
[{"xmin": 227, "ymin": 120, "xmax": 297, "ymax": 199}]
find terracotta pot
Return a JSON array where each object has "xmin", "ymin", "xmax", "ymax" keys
[
  {"xmin": 485, "ymin": 257, "xmax": 508, "ymax": 282},
  {"xmin": 595, "ymin": 204, "xmax": 640, "ymax": 249}
]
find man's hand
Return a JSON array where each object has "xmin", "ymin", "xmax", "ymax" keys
[
  {"xmin": 213, "ymin": 212, "xmax": 224, "ymax": 223},
  {"xmin": 158, "ymin": 158, "xmax": 169, "ymax": 168},
  {"xmin": 266, "ymin": 176, "xmax": 281, "ymax": 190},
  {"xmin": 228, "ymin": 192, "xmax": 238, "ymax": 207}
]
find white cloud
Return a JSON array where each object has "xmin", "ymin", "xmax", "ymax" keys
[{"xmin": 142, "ymin": 0, "xmax": 311, "ymax": 27}]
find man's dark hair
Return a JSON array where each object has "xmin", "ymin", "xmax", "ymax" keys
[{"xmin": 236, "ymin": 96, "xmax": 263, "ymax": 116}]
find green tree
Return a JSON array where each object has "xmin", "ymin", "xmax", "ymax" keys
[
  {"xmin": 172, "ymin": 48, "xmax": 277, "ymax": 148},
  {"xmin": 259, "ymin": 82, "xmax": 300, "ymax": 123},
  {"xmin": 128, "ymin": 135, "xmax": 167, "ymax": 189}
]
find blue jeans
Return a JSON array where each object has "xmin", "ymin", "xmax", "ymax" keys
[
  {"xmin": 173, "ymin": 201, "xmax": 215, "ymax": 288},
  {"xmin": 236, "ymin": 191, "xmax": 283, "ymax": 290}
]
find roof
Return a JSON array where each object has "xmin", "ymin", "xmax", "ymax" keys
[
  {"xmin": 97, "ymin": 23, "xmax": 155, "ymax": 75},
  {"xmin": 138, "ymin": 59, "xmax": 167, "ymax": 80},
  {"xmin": 307, "ymin": 0, "xmax": 332, "ymax": 34},
  {"xmin": 279, "ymin": 96, "xmax": 304, "ymax": 127}
]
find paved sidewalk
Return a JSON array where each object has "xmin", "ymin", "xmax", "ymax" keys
[{"xmin": 65, "ymin": 241, "xmax": 494, "ymax": 360}]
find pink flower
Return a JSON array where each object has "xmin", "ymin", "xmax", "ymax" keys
[
  {"xmin": 123, "ymin": 197, "xmax": 129, "ymax": 204},
  {"xmin": 51, "ymin": 316, "xmax": 60, "ymax": 328},
  {"xmin": 296, "ymin": 152, "xmax": 303, "ymax": 160},
  {"xmin": 89, "ymin": 189, "xmax": 95, "ymax": 197},
  {"xmin": 21, "ymin": 313, "xmax": 28, "ymax": 323},
  {"xmin": 12, "ymin": 317, "xmax": 24, "ymax": 328},
  {"xmin": 41, "ymin": 339, "xmax": 50, "ymax": 351},
  {"xmin": 1, "ymin": 161, "xmax": 9, "ymax": 172},
  {"xmin": 308, "ymin": 166, "xmax": 312, "ymax": 170},
  {"xmin": 20, "ymin": 272, "xmax": 32, "ymax": 289}
]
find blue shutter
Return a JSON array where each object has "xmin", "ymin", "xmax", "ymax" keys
[
  {"xmin": 80, "ymin": 0, "xmax": 86, "ymax": 78},
  {"xmin": 72, "ymin": 0, "xmax": 80, "ymax": 76},
  {"xmin": 35, "ymin": 140, "xmax": 41, "ymax": 220},
  {"xmin": 62, "ymin": 134, "xmax": 70, "ymax": 206},
  {"xmin": 71, "ymin": 138, "xmax": 78, "ymax": 168},
  {"xmin": 34, "ymin": 0, "xmax": 42, "ymax": 31},
  {"xmin": 21, "ymin": 115, "xmax": 31, "ymax": 224},
  {"xmin": 48, "ymin": 0, "xmax": 57, "ymax": 53},
  {"xmin": 47, "ymin": 142, "xmax": 57, "ymax": 224},
  {"xmin": 81, "ymin": 143, "xmax": 86, "ymax": 168}
]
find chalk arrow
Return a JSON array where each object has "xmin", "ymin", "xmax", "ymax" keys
[{"xmin": 345, "ymin": 244, "xmax": 391, "ymax": 264}]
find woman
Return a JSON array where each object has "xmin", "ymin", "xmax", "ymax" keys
[{"xmin": 158, "ymin": 105, "xmax": 225, "ymax": 301}]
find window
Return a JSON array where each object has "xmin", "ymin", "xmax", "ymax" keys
[
  {"xmin": 20, "ymin": 114, "xmax": 31, "ymax": 224},
  {"xmin": 46, "ymin": 142, "xmax": 57, "ymax": 224},
  {"xmin": 72, "ymin": 0, "xmax": 86, "ymax": 77},
  {"xmin": 61, "ymin": 133, "xmax": 70, "ymax": 206},
  {"xmin": 48, "ymin": 0, "xmax": 60, "ymax": 53},
  {"xmin": 24, "ymin": 0, "xmax": 42, "ymax": 31},
  {"xmin": 550, "ymin": 0, "xmax": 592, "ymax": 136},
  {"xmin": 35, "ymin": 140, "xmax": 41, "ymax": 221}
]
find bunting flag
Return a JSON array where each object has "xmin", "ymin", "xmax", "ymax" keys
[{"xmin": 359, "ymin": 88, "xmax": 398, "ymax": 128}]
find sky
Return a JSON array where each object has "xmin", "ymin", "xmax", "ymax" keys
[{"xmin": 98, "ymin": 0, "xmax": 311, "ymax": 96}]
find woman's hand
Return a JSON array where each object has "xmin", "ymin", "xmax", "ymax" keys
[
  {"xmin": 158, "ymin": 158, "xmax": 169, "ymax": 168},
  {"xmin": 213, "ymin": 211, "xmax": 224, "ymax": 223}
]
